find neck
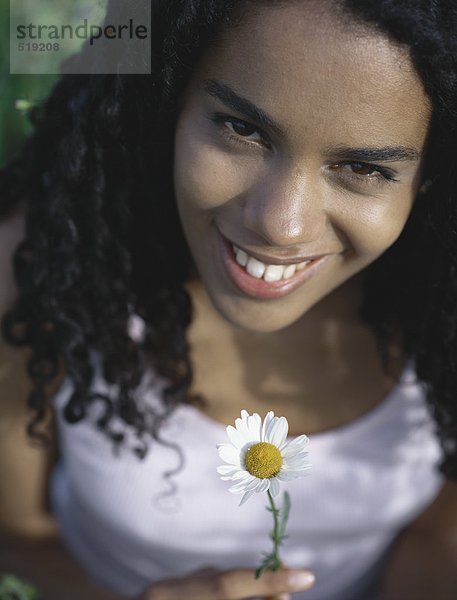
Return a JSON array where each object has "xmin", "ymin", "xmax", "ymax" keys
[
  {"xmin": 185, "ymin": 271, "xmax": 367, "ymax": 353},
  {"xmin": 183, "ymin": 272, "xmax": 405, "ymax": 434}
]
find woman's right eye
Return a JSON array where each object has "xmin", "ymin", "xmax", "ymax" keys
[
  {"xmin": 225, "ymin": 118, "xmax": 261, "ymax": 139},
  {"xmin": 210, "ymin": 113, "xmax": 270, "ymax": 149}
]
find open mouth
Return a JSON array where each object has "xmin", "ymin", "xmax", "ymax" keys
[
  {"xmin": 230, "ymin": 242, "xmax": 313, "ymax": 282},
  {"xmin": 218, "ymin": 230, "xmax": 333, "ymax": 300}
]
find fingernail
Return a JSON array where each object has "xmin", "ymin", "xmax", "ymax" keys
[{"xmin": 287, "ymin": 571, "xmax": 315, "ymax": 589}]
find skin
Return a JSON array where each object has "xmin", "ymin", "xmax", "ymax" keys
[
  {"xmin": 171, "ymin": 0, "xmax": 433, "ymax": 442},
  {"xmin": 173, "ymin": 2, "xmax": 431, "ymax": 335},
  {"xmin": 161, "ymin": 3, "xmax": 438, "ymax": 598},
  {"xmin": 4, "ymin": 2, "xmax": 456, "ymax": 600}
]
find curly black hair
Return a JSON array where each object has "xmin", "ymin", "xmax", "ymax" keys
[{"xmin": 1, "ymin": 0, "xmax": 457, "ymax": 476}]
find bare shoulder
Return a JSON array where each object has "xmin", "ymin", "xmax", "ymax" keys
[
  {"xmin": 0, "ymin": 203, "xmax": 33, "ymax": 415},
  {"xmin": 0, "ymin": 205, "xmax": 61, "ymax": 536},
  {"xmin": 0, "ymin": 204, "xmax": 26, "ymax": 340},
  {"xmin": 408, "ymin": 479, "xmax": 457, "ymax": 543}
]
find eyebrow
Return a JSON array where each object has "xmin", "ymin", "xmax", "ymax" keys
[
  {"xmin": 327, "ymin": 146, "xmax": 421, "ymax": 163},
  {"xmin": 203, "ymin": 79, "xmax": 422, "ymax": 163},
  {"xmin": 203, "ymin": 78, "xmax": 285, "ymax": 136}
]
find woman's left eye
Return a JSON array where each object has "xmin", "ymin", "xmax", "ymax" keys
[
  {"xmin": 345, "ymin": 162, "xmax": 379, "ymax": 176},
  {"xmin": 332, "ymin": 161, "xmax": 398, "ymax": 184}
]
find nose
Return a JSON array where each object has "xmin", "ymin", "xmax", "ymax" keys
[{"xmin": 242, "ymin": 166, "xmax": 327, "ymax": 247}]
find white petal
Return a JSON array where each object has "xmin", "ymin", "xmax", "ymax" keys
[
  {"xmin": 242, "ymin": 410, "xmax": 254, "ymax": 430},
  {"xmin": 276, "ymin": 470, "xmax": 300, "ymax": 481},
  {"xmin": 282, "ymin": 456, "xmax": 309, "ymax": 471},
  {"xmin": 281, "ymin": 458, "xmax": 310, "ymax": 469},
  {"xmin": 226, "ymin": 425, "xmax": 246, "ymax": 448},
  {"xmin": 283, "ymin": 460, "xmax": 312, "ymax": 470},
  {"xmin": 228, "ymin": 483, "xmax": 247, "ymax": 494},
  {"xmin": 217, "ymin": 444, "xmax": 241, "ymax": 466},
  {"xmin": 261, "ymin": 411, "xmax": 275, "ymax": 442},
  {"xmin": 229, "ymin": 475, "xmax": 258, "ymax": 494},
  {"xmin": 282, "ymin": 461, "xmax": 310, "ymax": 473},
  {"xmin": 256, "ymin": 478, "xmax": 270, "ymax": 493},
  {"xmin": 281, "ymin": 435, "xmax": 309, "ymax": 457},
  {"xmin": 229, "ymin": 470, "xmax": 251, "ymax": 481},
  {"xmin": 236, "ymin": 410, "xmax": 261, "ymax": 441},
  {"xmin": 277, "ymin": 467, "xmax": 312, "ymax": 481},
  {"xmin": 287, "ymin": 465, "xmax": 312, "ymax": 475},
  {"xmin": 216, "ymin": 465, "xmax": 240, "ymax": 476},
  {"xmin": 265, "ymin": 414, "xmax": 278, "ymax": 442},
  {"xmin": 269, "ymin": 416, "xmax": 289, "ymax": 448},
  {"xmin": 235, "ymin": 416, "xmax": 250, "ymax": 439},
  {"xmin": 239, "ymin": 489, "xmax": 256, "ymax": 506},
  {"xmin": 270, "ymin": 477, "xmax": 281, "ymax": 497},
  {"xmin": 283, "ymin": 449, "xmax": 309, "ymax": 461},
  {"xmin": 217, "ymin": 466, "xmax": 249, "ymax": 481},
  {"xmin": 247, "ymin": 412, "xmax": 262, "ymax": 440}
]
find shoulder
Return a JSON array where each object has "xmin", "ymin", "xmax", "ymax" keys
[
  {"xmin": 0, "ymin": 206, "xmax": 62, "ymax": 535},
  {"xmin": 0, "ymin": 204, "xmax": 26, "ymax": 344},
  {"xmin": 0, "ymin": 204, "xmax": 32, "ymax": 408},
  {"xmin": 408, "ymin": 479, "xmax": 457, "ymax": 544},
  {"xmin": 0, "ymin": 204, "xmax": 30, "ymax": 410}
]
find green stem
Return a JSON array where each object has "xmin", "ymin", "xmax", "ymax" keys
[
  {"xmin": 255, "ymin": 490, "xmax": 291, "ymax": 579},
  {"xmin": 267, "ymin": 490, "xmax": 281, "ymax": 563}
]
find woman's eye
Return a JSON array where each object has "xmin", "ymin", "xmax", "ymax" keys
[
  {"xmin": 210, "ymin": 113, "xmax": 269, "ymax": 148},
  {"xmin": 331, "ymin": 161, "xmax": 398, "ymax": 185},
  {"xmin": 225, "ymin": 118, "xmax": 262, "ymax": 141},
  {"xmin": 347, "ymin": 162, "xmax": 378, "ymax": 176},
  {"xmin": 340, "ymin": 162, "xmax": 382, "ymax": 177}
]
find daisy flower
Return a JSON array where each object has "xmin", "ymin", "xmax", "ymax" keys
[
  {"xmin": 217, "ymin": 409, "xmax": 311, "ymax": 506},
  {"xmin": 216, "ymin": 410, "xmax": 311, "ymax": 577}
]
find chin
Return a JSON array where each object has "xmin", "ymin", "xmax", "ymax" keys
[{"xmin": 207, "ymin": 291, "xmax": 315, "ymax": 333}]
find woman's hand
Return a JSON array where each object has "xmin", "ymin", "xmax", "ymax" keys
[{"xmin": 137, "ymin": 566, "xmax": 315, "ymax": 600}]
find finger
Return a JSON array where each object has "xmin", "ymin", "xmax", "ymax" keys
[
  {"xmin": 147, "ymin": 568, "xmax": 315, "ymax": 600},
  {"xmin": 263, "ymin": 562, "xmax": 292, "ymax": 599}
]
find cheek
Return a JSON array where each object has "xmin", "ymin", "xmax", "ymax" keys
[
  {"xmin": 338, "ymin": 198, "xmax": 413, "ymax": 258},
  {"xmin": 173, "ymin": 120, "xmax": 258, "ymax": 212}
]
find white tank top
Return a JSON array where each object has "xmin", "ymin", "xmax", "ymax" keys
[{"xmin": 50, "ymin": 351, "xmax": 444, "ymax": 600}]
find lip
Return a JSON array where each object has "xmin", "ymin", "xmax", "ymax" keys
[
  {"xmin": 228, "ymin": 240, "xmax": 331, "ymax": 265},
  {"xmin": 218, "ymin": 230, "xmax": 334, "ymax": 300}
]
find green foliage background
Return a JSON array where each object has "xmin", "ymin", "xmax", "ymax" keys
[{"xmin": 0, "ymin": 0, "xmax": 106, "ymax": 167}]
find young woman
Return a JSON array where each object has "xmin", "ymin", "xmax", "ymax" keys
[{"xmin": 1, "ymin": 1, "xmax": 456, "ymax": 599}]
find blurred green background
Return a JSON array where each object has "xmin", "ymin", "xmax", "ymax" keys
[
  {"xmin": 0, "ymin": 0, "xmax": 106, "ymax": 167},
  {"xmin": 0, "ymin": 2, "xmax": 56, "ymax": 167}
]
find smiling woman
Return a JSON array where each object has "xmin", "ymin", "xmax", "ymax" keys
[
  {"xmin": 0, "ymin": 1, "xmax": 456, "ymax": 600},
  {"xmin": 173, "ymin": 4, "xmax": 431, "ymax": 329}
]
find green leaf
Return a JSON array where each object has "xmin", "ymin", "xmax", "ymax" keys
[
  {"xmin": 0, "ymin": 574, "xmax": 41, "ymax": 599},
  {"xmin": 278, "ymin": 491, "xmax": 291, "ymax": 540},
  {"xmin": 255, "ymin": 553, "xmax": 281, "ymax": 579}
]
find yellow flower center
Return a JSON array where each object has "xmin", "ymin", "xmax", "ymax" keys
[{"xmin": 244, "ymin": 442, "xmax": 283, "ymax": 479}]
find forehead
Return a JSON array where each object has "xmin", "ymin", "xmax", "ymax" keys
[{"xmin": 187, "ymin": 2, "xmax": 431, "ymax": 148}]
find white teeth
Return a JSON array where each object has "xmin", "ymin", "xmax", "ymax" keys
[
  {"xmin": 246, "ymin": 257, "xmax": 265, "ymax": 279},
  {"xmin": 264, "ymin": 264, "xmax": 285, "ymax": 282},
  {"xmin": 283, "ymin": 264, "xmax": 297, "ymax": 279},
  {"xmin": 235, "ymin": 248, "xmax": 248, "ymax": 267},
  {"xmin": 296, "ymin": 261, "xmax": 310, "ymax": 271},
  {"xmin": 232, "ymin": 244, "xmax": 311, "ymax": 282}
]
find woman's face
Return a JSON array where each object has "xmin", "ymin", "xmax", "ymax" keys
[{"xmin": 173, "ymin": 1, "xmax": 431, "ymax": 332}]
